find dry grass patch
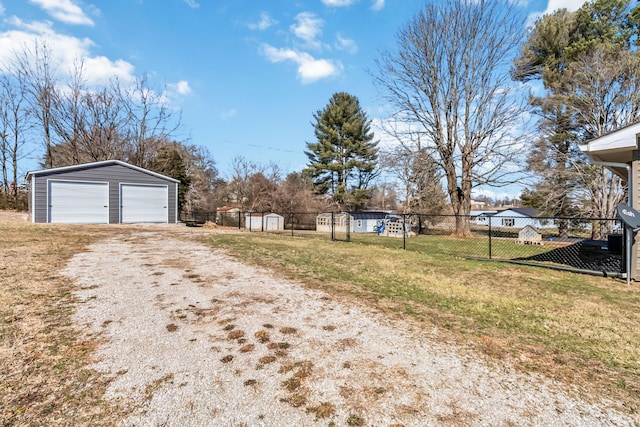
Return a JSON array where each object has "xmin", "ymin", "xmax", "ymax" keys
[
  {"xmin": 0, "ymin": 219, "xmax": 130, "ymax": 425},
  {"xmin": 258, "ymin": 355, "xmax": 277, "ymax": 365},
  {"xmin": 279, "ymin": 326, "xmax": 298, "ymax": 335},
  {"xmin": 228, "ymin": 329, "xmax": 245, "ymax": 340},
  {"xmin": 239, "ymin": 344, "xmax": 255, "ymax": 353},
  {"xmin": 267, "ymin": 341, "xmax": 290, "ymax": 350},
  {"xmin": 346, "ymin": 414, "xmax": 366, "ymax": 426},
  {"xmin": 307, "ymin": 401, "xmax": 336, "ymax": 419},
  {"xmin": 143, "ymin": 373, "xmax": 174, "ymax": 402},
  {"xmin": 254, "ymin": 330, "xmax": 270, "ymax": 343},
  {"xmin": 280, "ymin": 393, "xmax": 307, "ymax": 407}
]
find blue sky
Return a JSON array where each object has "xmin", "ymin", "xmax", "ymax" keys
[{"xmin": 1, "ymin": 0, "xmax": 588, "ymax": 197}]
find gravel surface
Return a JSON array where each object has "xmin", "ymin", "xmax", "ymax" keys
[{"xmin": 66, "ymin": 230, "xmax": 637, "ymax": 426}]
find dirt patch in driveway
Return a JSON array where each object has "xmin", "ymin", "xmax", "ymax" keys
[{"xmin": 66, "ymin": 231, "xmax": 636, "ymax": 426}]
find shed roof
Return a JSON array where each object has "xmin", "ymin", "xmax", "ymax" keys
[
  {"xmin": 350, "ymin": 211, "xmax": 390, "ymax": 220},
  {"xmin": 26, "ymin": 159, "xmax": 179, "ymax": 183},
  {"xmin": 245, "ymin": 212, "xmax": 283, "ymax": 217}
]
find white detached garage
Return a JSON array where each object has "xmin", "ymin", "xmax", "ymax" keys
[{"xmin": 27, "ymin": 160, "xmax": 179, "ymax": 224}]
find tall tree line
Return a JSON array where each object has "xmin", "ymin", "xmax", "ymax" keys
[{"xmin": 0, "ymin": 42, "xmax": 218, "ymax": 213}]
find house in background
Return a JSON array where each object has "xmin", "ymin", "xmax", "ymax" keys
[
  {"xmin": 245, "ymin": 212, "xmax": 284, "ymax": 231},
  {"xmin": 316, "ymin": 211, "xmax": 391, "ymax": 233},
  {"xmin": 351, "ymin": 211, "xmax": 390, "ymax": 233},
  {"xmin": 488, "ymin": 208, "xmax": 556, "ymax": 229},
  {"xmin": 470, "ymin": 210, "xmax": 498, "ymax": 226},
  {"xmin": 27, "ymin": 160, "xmax": 178, "ymax": 224}
]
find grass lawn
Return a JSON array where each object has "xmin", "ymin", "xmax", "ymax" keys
[
  {"xmin": 202, "ymin": 231, "xmax": 640, "ymax": 413},
  {"xmin": 0, "ymin": 220, "xmax": 128, "ymax": 426}
]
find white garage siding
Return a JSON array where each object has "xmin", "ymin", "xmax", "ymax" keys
[
  {"xmin": 120, "ymin": 184, "xmax": 169, "ymax": 223},
  {"xmin": 48, "ymin": 180, "xmax": 109, "ymax": 224}
]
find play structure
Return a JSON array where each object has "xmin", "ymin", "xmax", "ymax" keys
[{"xmin": 376, "ymin": 215, "xmax": 411, "ymax": 238}]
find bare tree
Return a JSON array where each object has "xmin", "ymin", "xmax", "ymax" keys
[
  {"xmin": 225, "ymin": 157, "xmax": 281, "ymax": 211},
  {"xmin": 366, "ymin": 183, "xmax": 398, "ymax": 211},
  {"xmin": 271, "ymin": 171, "xmax": 328, "ymax": 214},
  {"xmin": 13, "ymin": 42, "xmax": 58, "ymax": 168},
  {"xmin": 0, "ymin": 70, "xmax": 31, "ymax": 202},
  {"xmin": 373, "ymin": 0, "xmax": 526, "ymax": 235},
  {"xmin": 119, "ymin": 75, "xmax": 181, "ymax": 168},
  {"xmin": 380, "ymin": 143, "xmax": 447, "ymax": 214},
  {"xmin": 171, "ymin": 143, "xmax": 219, "ymax": 215}
]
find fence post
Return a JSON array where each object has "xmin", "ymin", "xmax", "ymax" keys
[
  {"xmin": 488, "ymin": 217, "xmax": 492, "ymax": 259},
  {"xmin": 238, "ymin": 211, "xmax": 241, "ymax": 230},
  {"xmin": 331, "ymin": 212, "xmax": 335, "ymax": 241},
  {"xmin": 290, "ymin": 212, "xmax": 294, "ymax": 237},
  {"xmin": 403, "ymin": 214, "xmax": 407, "ymax": 250},
  {"xmin": 346, "ymin": 212, "xmax": 351, "ymax": 242}
]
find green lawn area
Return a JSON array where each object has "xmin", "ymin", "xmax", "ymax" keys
[{"xmin": 201, "ymin": 231, "xmax": 640, "ymax": 412}]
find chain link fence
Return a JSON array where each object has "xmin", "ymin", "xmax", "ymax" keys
[{"xmin": 180, "ymin": 210, "xmax": 625, "ymax": 276}]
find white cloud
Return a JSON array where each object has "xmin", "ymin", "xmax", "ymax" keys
[
  {"xmin": 248, "ymin": 12, "xmax": 277, "ymax": 31},
  {"xmin": 335, "ymin": 33, "xmax": 357, "ymax": 53},
  {"xmin": 83, "ymin": 56, "xmax": 135, "ymax": 84},
  {"xmin": 371, "ymin": 0, "xmax": 385, "ymax": 11},
  {"xmin": 260, "ymin": 44, "xmax": 342, "ymax": 83},
  {"xmin": 291, "ymin": 12, "xmax": 323, "ymax": 48},
  {"xmin": 169, "ymin": 80, "xmax": 191, "ymax": 95},
  {"xmin": 0, "ymin": 3, "xmax": 5, "ymax": 15},
  {"xmin": 322, "ymin": 0, "xmax": 356, "ymax": 6},
  {"xmin": 0, "ymin": 17, "xmax": 135, "ymax": 86},
  {"xmin": 543, "ymin": 0, "xmax": 588, "ymax": 14},
  {"xmin": 183, "ymin": 0, "xmax": 200, "ymax": 8},
  {"xmin": 28, "ymin": 0, "xmax": 94, "ymax": 26},
  {"xmin": 528, "ymin": 0, "xmax": 589, "ymax": 24},
  {"xmin": 220, "ymin": 108, "xmax": 237, "ymax": 119}
]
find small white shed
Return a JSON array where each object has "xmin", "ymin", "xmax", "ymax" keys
[
  {"xmin": 516, "ymin": 225, "xmax": 543, "ymax": 245},
  {"xmin": 245, "ymin": 212, "xmax": 285, "ymax": 231}
]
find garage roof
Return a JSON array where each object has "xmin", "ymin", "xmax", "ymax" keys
[{"xmin": 26, "ymin": 159, "xmax": 179, "ymax": 182}]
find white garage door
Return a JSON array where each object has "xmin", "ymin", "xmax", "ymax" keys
[
  {"xmin": 49, "ymin": 181, "xmax": 109, "ymax": 224},
  {"xmin": 121, "ymin": 184, "xmax": 168, "ymax": 223}
]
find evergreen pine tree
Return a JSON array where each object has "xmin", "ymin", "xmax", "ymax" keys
[{"xmin": 305, "ymin": 92, "xmax": 378, "ymax": 210}]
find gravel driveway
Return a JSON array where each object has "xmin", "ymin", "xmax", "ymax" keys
[{"xmin": 66, "ymin": 230, "xmax": 636, "ymax": 426}]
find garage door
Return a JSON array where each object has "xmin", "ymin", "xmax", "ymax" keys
[
  {"xmin": 121, "ymin": 184, "xmax": 168, "ymax": 223},
  {"xmin": 49, "ymin": 181, "xmax": 109, "ymax": 224}
]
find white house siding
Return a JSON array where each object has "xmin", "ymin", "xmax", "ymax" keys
[{"xmin": 488, "ymin": 210, "xmax": 555, "ymax": 230}]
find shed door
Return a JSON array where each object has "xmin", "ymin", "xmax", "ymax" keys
[
  {"xmin": 267, "ymin": 216, "xmax": 279, "ymax": 230},
  {"xmin": 121, "ymin": 184, "xmax": 168, "ymax": 223},
  {"xmin": 48, "ymin": 181, "xmax": 109, "ymax": 224}
]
